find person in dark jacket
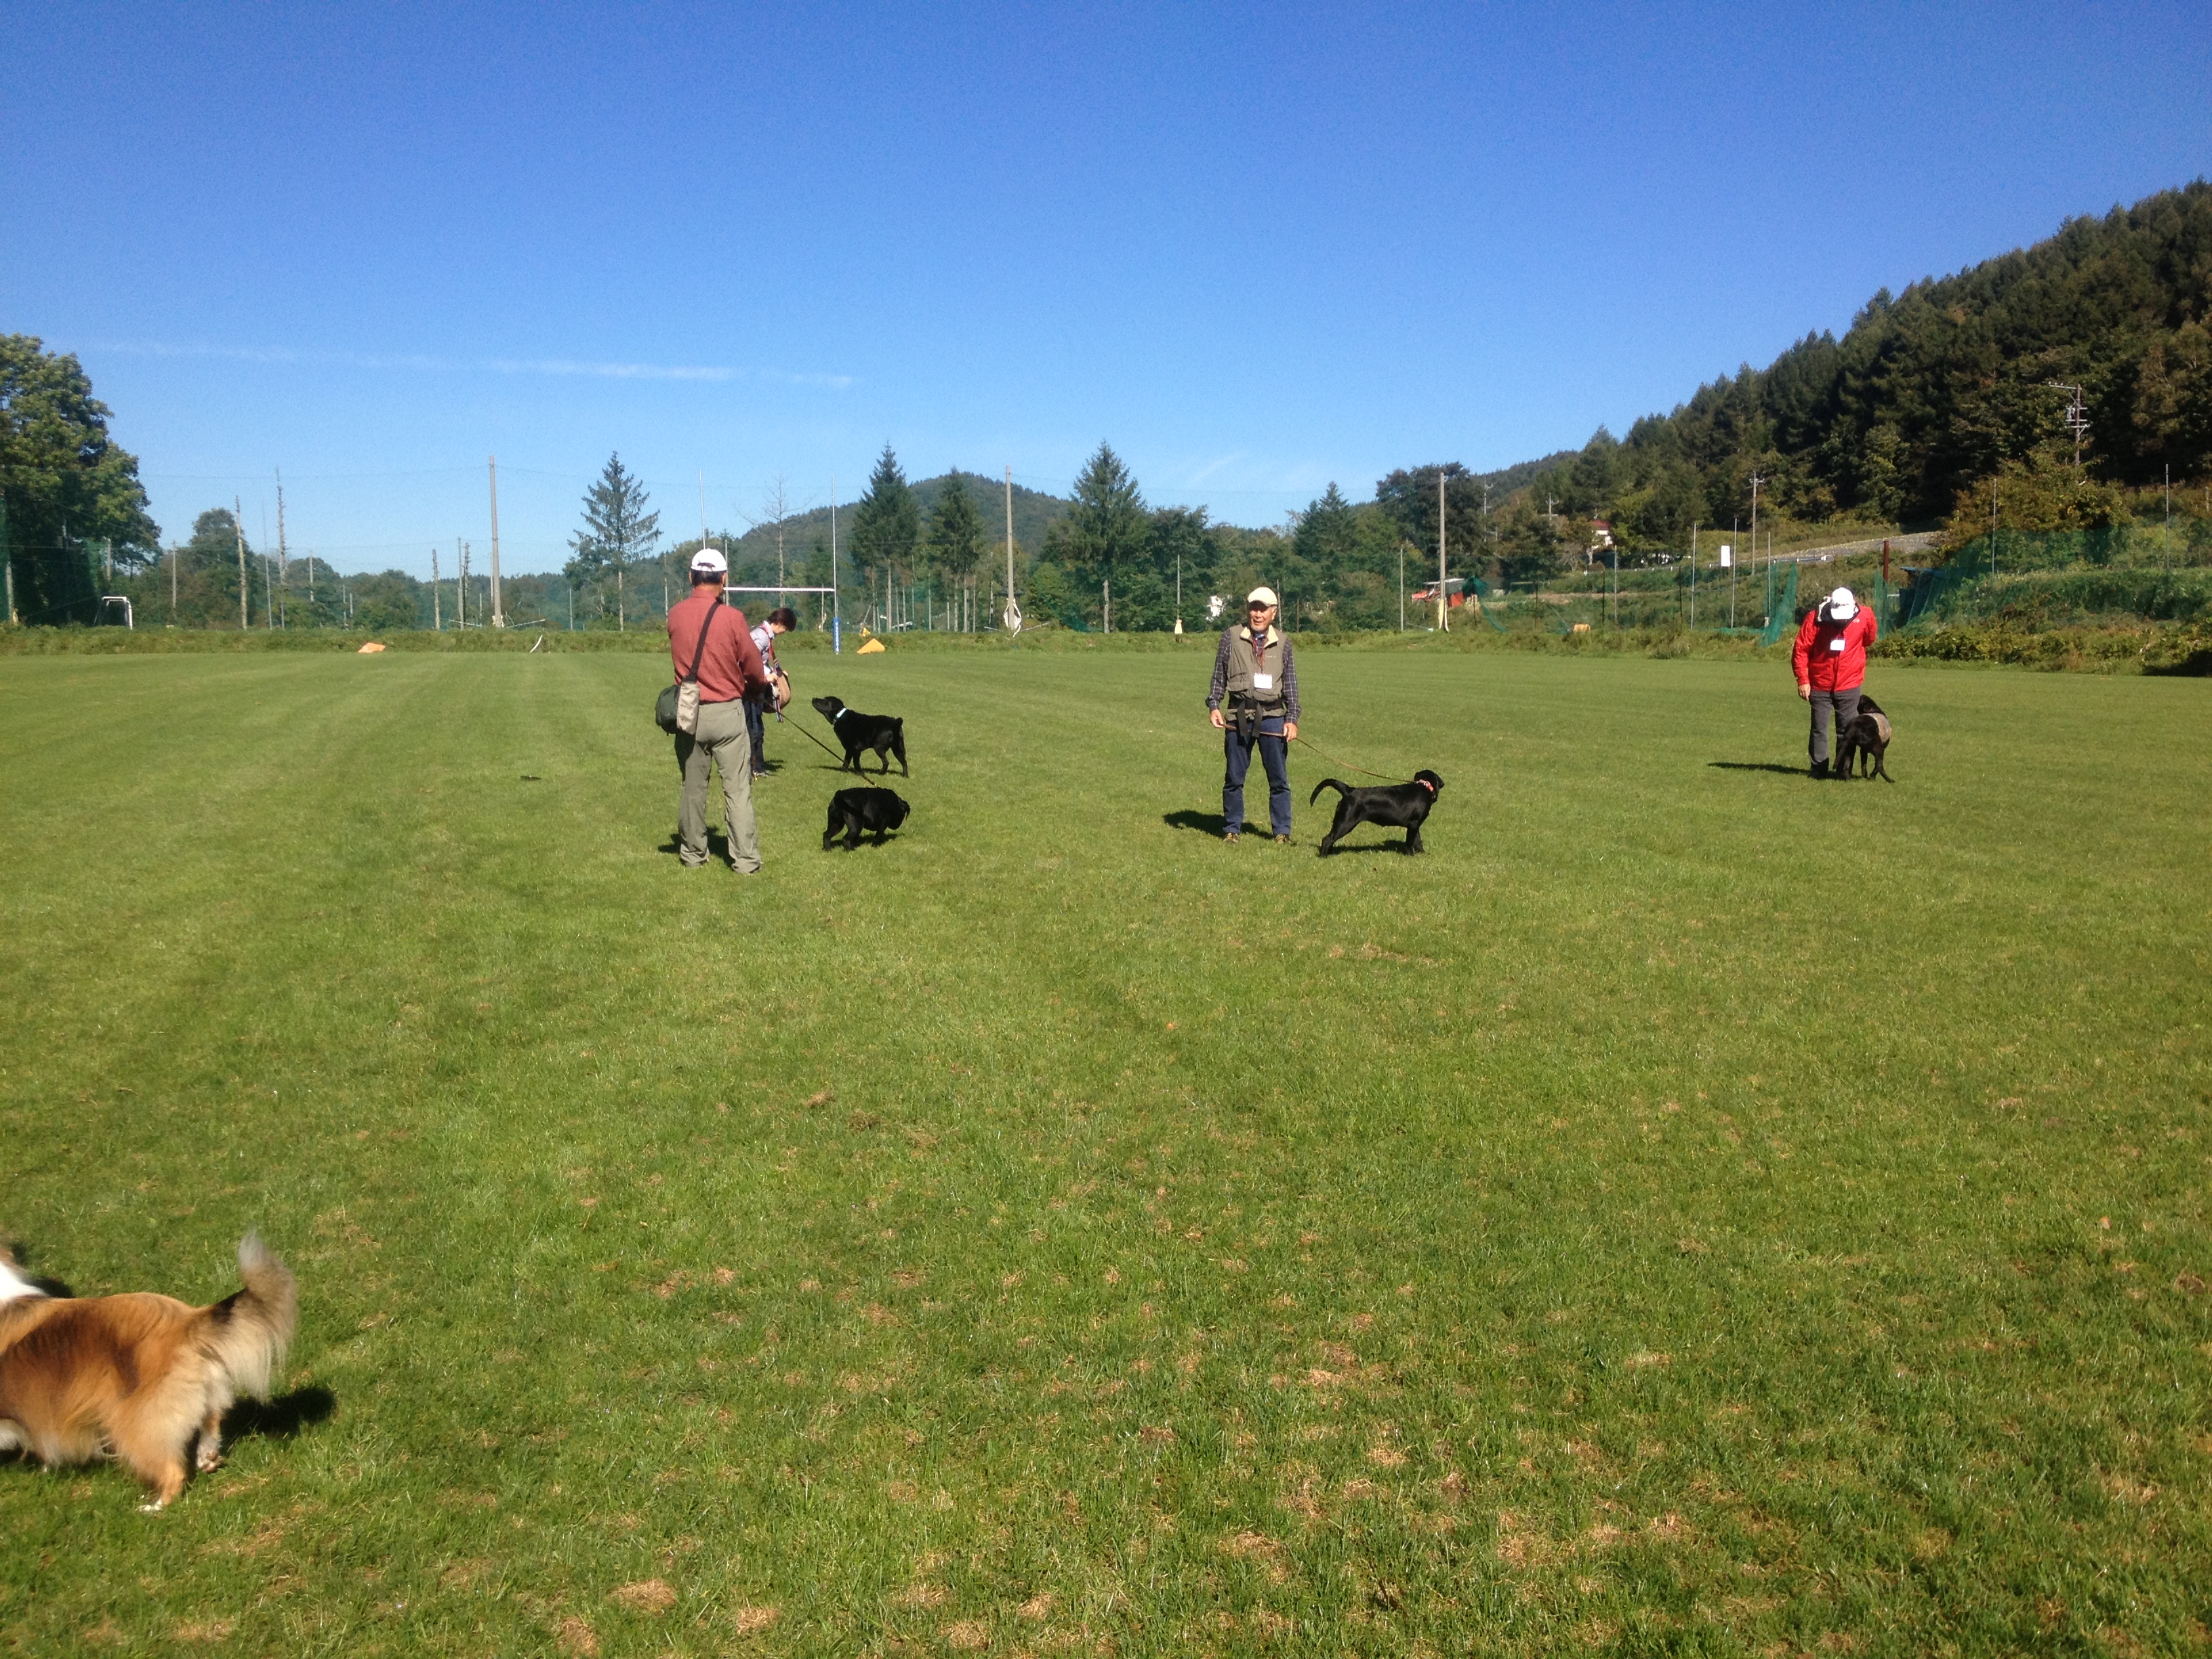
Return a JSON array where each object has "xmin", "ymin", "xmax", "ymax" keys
[
  {"xmin": 1206, "ymin": 586, "xmax": 1300, "ymax": 842},
  {"xmin": 1792, "ymin": 585, "xmax": 1879, "ymax": 778}
]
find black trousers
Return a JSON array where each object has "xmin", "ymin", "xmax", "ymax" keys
[{"xmin": 1808, "ymin": 685, "xmax": 1861, "ymax": 766}]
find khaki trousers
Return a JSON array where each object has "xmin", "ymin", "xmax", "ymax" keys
[{"xmin": 676, "ymin": 699, "xmax": 760, "ymax": 872}]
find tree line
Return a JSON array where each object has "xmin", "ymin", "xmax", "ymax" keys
[{"xmin": 10, "ymin": 180, "xmax": 2207, "ymax": 632}]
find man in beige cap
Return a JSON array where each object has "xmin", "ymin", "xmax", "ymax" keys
[{"xmin": 1205, "ymin": 586, "xmax": 1300, "ymax": 842}]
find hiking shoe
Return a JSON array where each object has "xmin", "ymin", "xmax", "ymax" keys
[
  {"xmin": 1274, "ymin": 834, "xmax": 1292, "ymax": 844},
  {"xmin": 1223, "ymin": 831, "xmax": 1240, "ymax": 842},
  {"xmin": 1809, "ymin": 760, "xmax": 1830, "ymax": 779}
]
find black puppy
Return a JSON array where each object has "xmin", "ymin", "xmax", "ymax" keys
[
  {"xmin": 1834, "ymin": 694, "xmax": 1893, "ymax": 781},
  {"xmin": 822, "ymin": 787, "xmax": 910, "ymax": 850},
  {"xmin": 1310, "ymin": 770, "xmax": 1444, "ymax": 855},
  {"xmin": 811, "ymin": 695, "xmax": 908, "ymax": 776}
]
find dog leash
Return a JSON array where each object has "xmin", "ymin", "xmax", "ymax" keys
[
  {"xmin": 1287, "ymin": 733, "xmax": 1412, "ymax": 784},
  {"xmin": 787, "ymin": 715, "xmax": 859, "ymax": 769}
]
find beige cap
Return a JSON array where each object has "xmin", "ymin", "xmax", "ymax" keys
[{"xmin": 1246, "ymin": 586, "xmax": 1279, "ymax": 607}]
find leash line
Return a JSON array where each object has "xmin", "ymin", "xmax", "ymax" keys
[{"xmin": 1287, "ymin": 734, "xmax": 1410, "ymax": 783}]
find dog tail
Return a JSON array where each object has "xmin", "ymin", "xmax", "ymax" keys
[
  {"xmin": 1308, "ymin": 778, "xmax": 1349, "ymax": 806},
  {"xmin": 192, "ymin": 1234, "xmax": 298, "ymax": 1399}
]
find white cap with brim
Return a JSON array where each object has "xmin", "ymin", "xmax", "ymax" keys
[
  {"xmin": 1826, "ymin": 586, "xmax": 1856, "ymax": 619},
  {"xmin": 1246, "ymin": 586, "xmax": 1279, "ymax": 607},
  {"xmin": 691, "ymin": 549, "xmax": 729, "ymax": 575}
]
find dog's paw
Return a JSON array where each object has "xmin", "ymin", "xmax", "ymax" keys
[
  {"xmin": 137, "ymin": 1499, "xmax": 169, "ymax": 1513},
  {"xmin": 195, "ymin": 1448, "xmax": 224, "ymax": 1473}
]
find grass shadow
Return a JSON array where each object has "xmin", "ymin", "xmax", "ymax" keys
[
  {"xmin": 222, "ymin": 1385, "xmax": 337, "ymax": 1443},
  {"xmin": 1707, "ymin": 762, "xmax": 1811, "ymax": 777}
]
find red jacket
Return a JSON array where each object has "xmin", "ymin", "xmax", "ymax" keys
[
  {"xmin": 667, "ymin": 590, "xmax": 766, "ymax": 704},
  {"xmin": 1792, "ymin": 605, "xmax": 1878, "ymax": 692}
]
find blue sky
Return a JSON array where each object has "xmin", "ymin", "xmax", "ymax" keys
[{"xmin": 4, "ymin": 2, "xmax": 2206, "ymax": 575}]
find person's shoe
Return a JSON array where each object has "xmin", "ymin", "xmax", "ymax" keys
[
  {"xmin": 1273, "ymin": 834, "xmax": 1292, "ymax": 844},
  {"xmin": 1223, "ymin": 830, "xmax": 1240, "ymax": 842},
  {"xmin": 1809, "ymin": 760, "xmax": 1830, "ymax": 779}
]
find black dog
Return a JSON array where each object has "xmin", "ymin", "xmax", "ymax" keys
[
  {"xmin": 1834, "ymin": 694, "xmax": 1893, "ymax": 781},
  {"xmin": 1310, "ymin": 770, "xmax": 1443, "ymax": 855},
  {"xmin": 822, "ymin": 787, "xmax": 910, "ymax": 850},
  {"xmin": 811, "ymin": 695, "xmax": 908, "ymax": 776}
]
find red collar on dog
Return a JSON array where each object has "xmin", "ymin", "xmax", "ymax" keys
[{"xmin": 1418, "ymin": 778, "xmax": 1436, "ymax": 794}]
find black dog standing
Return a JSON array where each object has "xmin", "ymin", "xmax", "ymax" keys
[
  {"xmin": 1833, "ymin": 694, "xmax": 1894, "ymax": 781},
  {"xmin": 1311, "ymin": 771, "xmax": 1443, "ymax": 855},
  {"xmin": 811, "ymin": 695, "xmax": 908, "ymax": 777}
]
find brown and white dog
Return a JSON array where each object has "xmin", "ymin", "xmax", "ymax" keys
[{"xmin": 0, "ymin": 1235, "xmax": 297, "ymax": 1510}]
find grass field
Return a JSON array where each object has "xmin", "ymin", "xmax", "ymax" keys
[{"xmin": 1, "ymin": 642, "xmax": 2207, "ymax": 1658}]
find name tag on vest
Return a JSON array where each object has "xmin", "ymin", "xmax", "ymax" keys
[
  {"xmin": 1828, "ymin": 638, "xmax": 1845, "ymax": 651},
  {"xmin": 1252, "ymin": 672, "xmax": 1274, "ymax": 690}
]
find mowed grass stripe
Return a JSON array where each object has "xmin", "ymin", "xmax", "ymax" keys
[{"xmin": 0, "ymin": 647, "xmax": 2206, "ymax": 1656}]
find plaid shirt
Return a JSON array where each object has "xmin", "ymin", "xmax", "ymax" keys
[{"xmin": 1207, "ymin": 626, "xmax": 1300, "ymax": 722}]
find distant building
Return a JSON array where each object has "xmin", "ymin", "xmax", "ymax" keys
[{"xmin": 1586, "ymin": 519, "xmax": 1615, "ymax": 563}]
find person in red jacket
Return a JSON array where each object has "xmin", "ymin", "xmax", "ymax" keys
[
  {"xmin": 1792, "ymin": 586, "xmax": 1879, "ymax": 778},
  {"xmin": 667, "ymin": 550, "xmax": 771, "ymax": 870}
]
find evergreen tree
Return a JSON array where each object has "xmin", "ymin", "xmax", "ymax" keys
[
  {"xmin": 1, "ymin": 335, "xmax": 159, "ymax": 625},
  {"xmin": 566, "ymin": 453, "xmax": 659, "ymax": 629},
  {"xmin": 1045, "ymin": 443, "xmax": 1148, "ymax": 626},
  {"xmin": 850, "ymin": 445, "xmax": 920, "ymax": 604},
  {"xmin": 924, "ymin": 472, "xmax": 984, "ymax": 583}
]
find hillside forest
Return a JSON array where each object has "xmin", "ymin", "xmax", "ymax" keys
[{"xmin": 6, "ymin": 182, "xmax": 2208, "ymax": 632}]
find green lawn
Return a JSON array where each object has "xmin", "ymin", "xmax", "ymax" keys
[{"xmin": 1, "ymin": 644, "xmax": 2207, "ymax": 1658}]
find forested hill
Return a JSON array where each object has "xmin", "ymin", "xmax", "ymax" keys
[{"xmin": 1515, "ymin": 180, "xmax": 2212, "ymax": 545}]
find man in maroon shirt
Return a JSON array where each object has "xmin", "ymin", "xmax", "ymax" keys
[{"xmin": 668, "ymin": 550, "xmax": 770, "ymax": 871}]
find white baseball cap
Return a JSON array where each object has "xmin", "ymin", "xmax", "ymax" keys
[
  {"xmin": 1826, "ymin": 586, "xmax": 1856, "ymax": 619},
  {"xmin": 690, "ymin": 548, "xmax": 729, "ymax": 575},
  {"xmin": 1246, "ymin": 586, "xmax": 1279, "ymax": 607}
]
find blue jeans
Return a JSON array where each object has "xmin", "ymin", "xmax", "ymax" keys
[
  {"xmin": 1223, "ymin": 716, "xmax": 1291, "ymax": 836},
  {"xmin": 743, "ymin": 698, "xmax": 767, "ymax": 773}
]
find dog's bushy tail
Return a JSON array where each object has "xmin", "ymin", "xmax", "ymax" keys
[
  {"xmin": 1308, "ymin": 778, "xmax": 1349, "ymax": 806},
  {"xmin": 192, "ymin": 1234, "xmax": 297, "ymax": 1399}
]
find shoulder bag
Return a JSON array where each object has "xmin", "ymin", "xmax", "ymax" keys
[{"xmin": 655, "ymin": 600, "xmax": 722, "ymax": 735}]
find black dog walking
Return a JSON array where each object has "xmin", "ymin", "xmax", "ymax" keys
[
  {"xmin": 822, "ymin": 787, "xmax": 910, "ymax": 850},
  {"xmin": 1311, "ymin": 771, "xmax": 1444, "ymax": 855},
  {"xmin": 811, "ymin": 695, "xmax": 908, "ymax": 776}
]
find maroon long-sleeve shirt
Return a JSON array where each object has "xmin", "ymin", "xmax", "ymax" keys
[{"xmin": 667, "ymin": 588, "xmax": 768, "ymax": 704}]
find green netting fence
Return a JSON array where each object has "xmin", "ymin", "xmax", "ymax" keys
[{"xmin": 1896, "ymin": 524, "xmax": 2212, "ymax": 630}]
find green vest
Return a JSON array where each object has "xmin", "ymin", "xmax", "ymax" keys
[{"xmin": 1225, "ymin": 627, "xmax": 1286, "ymax": 710}]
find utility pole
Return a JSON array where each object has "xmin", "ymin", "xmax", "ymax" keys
[
  {"xmin": 2044, "ymin": 382, "xmax": 2089, "ymax": 468},
  {"xmin": 1690, "ymin": 523, "xmax": 1699, "ymax": 629},
  {"xmin": 262, "ymin": 538, "xmax": 273, "ymax": 628},
  {"xmin": 1, "ymin": 497, "xmax": 14, "ymax": 625},
  {"xmin": 459, "ymin": 539, "xmax": 468, "ymax": 630},
  {"xmin": 432, "ymin": 548, "xmax": 442, "ymax": 630},
  {"xmin": 1003, "ymin": 466, "xmax": 1020, "ymax": 636},
  {"xmin": 1729, "ymin": 516, "xmax": 1738, "ymax": 628},
  {"xmin": 1748, "ymin": 471, "xmax": 1764, "ymax": 594},
  {"xmin": 831, "ymin": 474, "xmax": 842, "ymax": 653},
  {"xmin": 234, "ymin": 497, "xmax": 249, "ymax": 630},
  {"xmin": 275, "ymin": 471, "xmax": 289, "ymax": 627},
  {"xmin": 487, "ymin": 455, "xmax": 504, "ymax": 628},
  {"xmin": 169, "ymin": 538, "xmax": 177, "ymax": 619},
  {"xmin": 1436, "ymin": 473, "xmax": 1448, "ymax": 632},
  {"xmin": 1398, "ymin": 541, "xmax": 1406, "ymax": 631}
]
